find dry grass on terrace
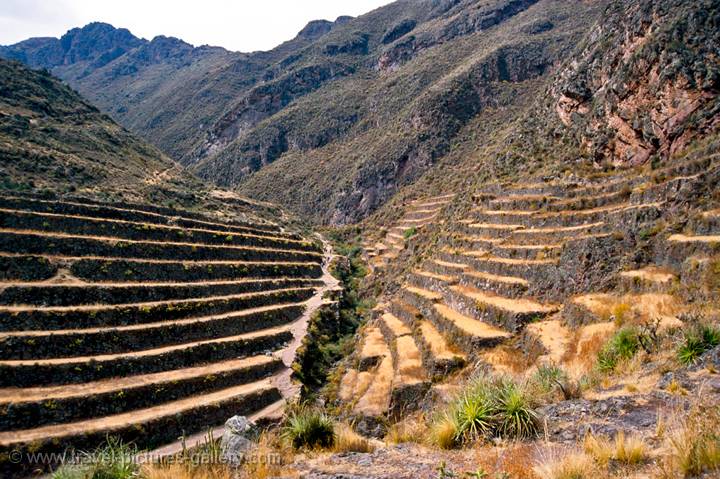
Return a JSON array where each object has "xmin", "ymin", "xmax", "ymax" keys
[
  {"xmin": 382, "ymin": 312, "xmax": 412, "ymax": 337},
  {"xmin": 418, "ymin": 320, "xmax": 465, "ymax": 361},
  {"xmin": 464, "ymin": 270, "xmax": 529, "ymax": 286},
  {"xmin": 572, "ymin": 293, "xmax": 683, "ymax": 328},
  {"xmin": 354, "ymin": 355, "xmax": 393, "ymax": 416},
  {"xmin": 433, "ymin": 303, "xmax": 511, "ymax": 339},
  {"xmin": 394, "ymin": 335, "xmax": 425, "ymax": 383},
  {"xmin": 414, "ymin": 270, "xmax": 457, "ymax": 283},
  {"xmin": 432, "ymin": 259, "xmax": 470, "ymax": 271},
  {"xmin": 338, "ymin": 368, "xmax": 358, "ymax": 402},
  {"xmin": 451, "ymin": 285, "xmax": 558, "ymax": 314},
  {"xmin": 669, "ymin": 233, "xmax": 720, "ymax": 243},
  {"xmin": 513, "ymin": 222, "xmax": 605, "ymax": 235},
  {"xmin": 405, "ymin": 285, "xmax": 443, "ymax": 301},
  {"xmin": 561, "ymin": 322, "xmax": 616, "ymax": 373},
  {"xmin": 360, "ymin": 326, "xmax": 391, "ymax": 361},
  {"xmin": 462, "ymin": 253, "xmax": 557, "ymax": 266},
  {"xmin": 525, "ymin": 319, "xmax": 572, "ymax": 365},
  {"xmin": 620, "ymin": 266, "xmax": 676, "ymax": 284}
]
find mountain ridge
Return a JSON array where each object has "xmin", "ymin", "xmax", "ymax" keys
[{"xmin": 1, "ymin": 0, "xmax": 596, "ymax": 225}]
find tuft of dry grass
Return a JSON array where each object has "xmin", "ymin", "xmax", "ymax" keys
[
  {"xmin": 665, "ymin": 379, "xmax": 688, "ymax": 396},
  {"xmin": 429, "ymin": 413, "xmax": 458, "ymax": 450},
  {"xmin": 384, "ymin": 415, "xmax": 428, "ymax": 445},
  {"xmin": 534, "ymin": 449, "xmax": 600, "ymax": 479},
  {"xmin": 657, "ymin": 403, "xmax": 720, "ymax": 478},
  {"xmin": 142, "ymin": 463, "xmax": 234, "ymax": 479},
  {"xmin": 613, "ymin": 303, "xmax": 633, "ymax": 326},
  {"xmin": 583, "ymin": 433, "xmax": 613, "ymax": 467},
  {"xmin": 614, "ymin": 431, "xmax": 648, "ymax": 465},
  {"xmin": 242, "ymin": 430, "xmax": 295, "ymax": 479},
  {"xmin": 583, "ymin": 431, "xmax": 648, "ymax": 466},
  {"xmin": 333, "ymin": 423, "xmax": 374, "ymax": 453}
]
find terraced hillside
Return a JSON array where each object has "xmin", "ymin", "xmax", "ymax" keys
[
  {"xmin": 336, "ymin": 140, "xmax": 720, "ymax": 428},
  {"xmin": 362, "ymin": 194, "xmax": 455, "ymax": 273},
  {"xmin": 0, "ymin": 193, "xmax": 329, "ymax": 476}
]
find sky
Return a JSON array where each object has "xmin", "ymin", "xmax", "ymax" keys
[{"xmin": 0, "ymin": 0, "xmax": 394, "ymax": 52}]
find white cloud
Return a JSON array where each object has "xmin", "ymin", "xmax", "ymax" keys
[{"xmin": 0, "ymin": 0, "xmax": 394, "ymax": 51}]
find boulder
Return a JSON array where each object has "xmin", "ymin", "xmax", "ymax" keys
[{"xmin": 220, "ymin": 415, "xmax": 256, "ymax": 465}]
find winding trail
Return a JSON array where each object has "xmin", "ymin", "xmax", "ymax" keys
[{"xmin": 271, "ymin": 235, "xmax": 340, "ymax": 398}]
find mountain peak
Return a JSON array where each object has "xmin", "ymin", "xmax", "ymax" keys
[{"xmin": 297, "ymin": 19, "xmax": 335, "ymax": 40}]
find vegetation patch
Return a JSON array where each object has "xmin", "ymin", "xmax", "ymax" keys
[
  {"xmin": 677, "ymin": 323, "xmax": 720, "ymax": 366},
  {"xmin": 431, "ymin": 374, "xmax": 539, "ymax": 449}
]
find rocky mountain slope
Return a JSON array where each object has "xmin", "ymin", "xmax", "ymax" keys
[
  {"xmin": 0, "ymin": 58, "xmax": 302, "ymax": 226},
  {"xmin": 1, "ymin": 0, "xmax": 608, "ymax": 224}
]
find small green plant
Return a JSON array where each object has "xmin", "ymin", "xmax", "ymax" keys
[
  {"xmin": 452, "ymin": 390, "xmax": 494, "ymax": 443},
  {"xmin": 465, "ymin": 468, "xmax": 489, "ymax": 478},
  {"xmin": 403, "ymin": 226, "xmax": 417, "ymax": 239},
  {"xmin": 51, "ymin": 436, "xmax": 138, "ymax": 479},
  {"xmin": 281, "ymin": 406, "xmax": 335, "ymax": 450},
  {"xmin": 597, "ymin": 328, "xmax": 642, "ymax": 372},
  {"xmin": 431, "ymin": 375, "xmax": 539, "ymax": 448},
  {"xmin": 437, "ymin": 461, "xmax": 456, "ymax": 478},
  {"xmin": 677, "ymin": 324, "xmax": 720, "ymax": 365},
  {"xmin": 496, "ymin": 382, "xmax": 539, "ymax": 439},
  {"xmin": 532, "ymin": 363, "xmax": 568, "ymax": 394}
]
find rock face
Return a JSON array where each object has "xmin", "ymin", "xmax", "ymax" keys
[{"xmin": 551, "ymin": 0, "xmax": 720, "ymax": 166}]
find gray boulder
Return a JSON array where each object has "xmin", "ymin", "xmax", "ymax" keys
[{"xmin": 221, "ymin": 415, "xmax": 256, "ymax": 465}]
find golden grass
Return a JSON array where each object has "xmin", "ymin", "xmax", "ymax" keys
[
  {"xmin": 384, "ymin": 415, "xmax": 428, "ymax": 445},
  {"xmin": 563, "ymin": 322, "xmax": 616, "ymax": 373},
  {"xmin": 353, "ymin": 355, "xmax": 393, "ymax": 416},
  {"xmin": 333, "ymin": 423, "xmax": 374, "ymax": 453},
  {"xmin": 526, "ymin": 320, "xmax": 572, "ymax": 364},
  {"xmin": 359, "ymin": 326, "xmax": 390, "ymax": 361},
  {"xmin": 395, "ymin": 335, "xmax": 425, "ymax": 382},
  {"xmin": 142, "ymin": 464, "xmax": 234, "ymax": 479},
  {"xmin": 381, "ymin": 312, "xmax": 412, "ymax": 337},
  {"xmin": 338, "ymin": 368, "xmax": 358, "ymax": 402},
  {"xmin": 615, "ymin": 432, "xmax": 648, "ymax": 465},
  {"xmin": 573, "ymin": 293, "xmax": 683, "ymax": 329},
  {"xmin": 534, "ymin": 450, "xmax": 600, "ymax": 479},
  {"xmin": 583, "ymin": 433, "xmax": 613, "ymax": 466},
  {"xmin": 429, "ymin": 413, "xmax": 457, "ymax": 450},
  {"xmin": 583, "ymin": 431, "xmax": 648, "ymax": 467},
  {"xmin": 657, "ymin": 403, "xmax": 720, "ymax": 477},
  {"xmin": 418, "ymin": 319, "xmax": 465, "ymax": 361},
  {"xmin": 452, "ymin": 285, "xmax": 558, "ymax": 314},
  {"xmin": 241, "ymin": 430, "xmax": 295, "ymax": 479},
  {"xmin": 434, "ymin": 303, "xmax": 512, "ymax": 339}
]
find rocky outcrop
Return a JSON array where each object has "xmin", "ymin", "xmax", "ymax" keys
[
  {"xmin": 193, "ymin": 62, "xmax": 356, "ymax": 168},
  {"xmin": 376, "ymin": 0, "xmax": 540, "ymax": 72},
  {"xmin": 552, "ymin": 0, "xmax": 720, "ymax": 166}
]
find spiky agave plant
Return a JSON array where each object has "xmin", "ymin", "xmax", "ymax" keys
[
  {"xmin": 495, "ymin": 382, "xmax": 539, "ymax": 440},
  {"xmin": 678, "ymin": 324, "xmax": 720, "ymax": 365},
  {"xmin": 597, "ymin": 327, "xmax": 642, "ymax": 372},
  {"xmin": 452, "ymin": 391, "xmax": 494, "ymax": 443}
]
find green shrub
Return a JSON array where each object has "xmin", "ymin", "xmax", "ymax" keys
[
  {"xmin": 496, "ymin": 382, "xmax": 539, "ymax": 439},
  {"xmin": 532, "ymin": 363, "xmax": 568, "ymax": 394},
  {"xmin": 403, "ymin": 226, "xmax": 417, "ymax": 239},
  {"xmin": 431, "ymin": 375, "xmax": 539, "ymax": 448},
  {"xmin": 597, "ymin": 328, "xmax": 642, "ymax": 372},
  {"xmin": 452, "ymin": 390, "xmax": 493, "ymax": 443},
  {"xmin": 678, "ymin": 324, "xmax": 720, "ymax": 365},
  {"xmin": 281, "ymin": 406, "xmax": 335, "ymax": 450}
]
